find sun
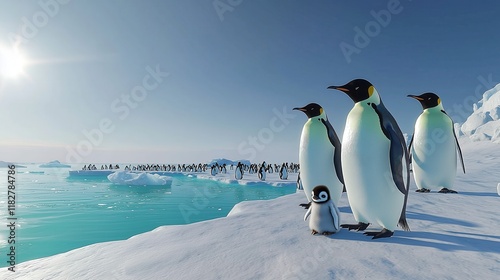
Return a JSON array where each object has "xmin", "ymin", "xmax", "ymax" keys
[{"xmin": 0, "ymin": 46, "xmax": 27, "ymax": 79}]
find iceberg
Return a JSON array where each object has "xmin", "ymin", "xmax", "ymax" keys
[
  {"xmin": 0, "ymin": 161, "xmax": 27, "ymax": 168},
  {"xmin": 208, "ymin": 158, "xmax": 251, "ymax": 166},
  {"xmin": 107, "ymin": 171, "xmax": 173, "ymax": 186},
  {"xmin": 461, "ymin": 83, "xmax": 500, "ymax": 143},
  {"xmin": 39, "ymin": 160, "xmax": 71, "ymax": 168}
]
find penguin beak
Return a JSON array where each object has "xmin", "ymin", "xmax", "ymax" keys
[
  {"xmin": 312, "ymin": 195, "xmax": 319, "ymax": 200},
  {"xmin": 327, "ymin": 85, "xmax": 349, "ymax": 92},
  {"xmin": 293, "ymin": 107, "xmax": 307, "ymax": 112},
  {"xmin": 407, "ymin": 95, "xmax": 424, "ymax": 101}
]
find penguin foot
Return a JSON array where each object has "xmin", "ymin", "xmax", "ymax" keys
[
  {"xmin": 364, "ymin": 228, "xmax": 393, "ymax": 239},
  {"xmin": 340, "ymin": 222, "xmax": 369, "ymax": 231},
  {"xmin": 415, "ymin": 188, "xmax": 430, "ymax": 193},
  {"xmin": 321, "ymin": 231, "xmax": 335, "ymax": 236},
  {"xmin": 299, "ymin": 202, "xmax": 312, "ymax": 209},
  {"xmin": 311, "ymin": 230, "xmax": 318, "ymax": 235},
  {"xmin": 438, "ymin": 188, "xmax": 457, "ymax": 194}
]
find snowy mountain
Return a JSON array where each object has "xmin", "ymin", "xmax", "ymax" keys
[{"xmin": 460, "ymin": 83, "xmax": 500, "ymax": 142}]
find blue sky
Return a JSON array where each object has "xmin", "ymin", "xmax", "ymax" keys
[{"xmin": 0, "ymin": 0, "xmax": 499, "ymax": 164}]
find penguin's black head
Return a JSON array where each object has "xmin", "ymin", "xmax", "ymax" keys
[
  {"xmin": 328, "ymin": 79, "xmax": 374, "ymax": 103},
  {"xmin": 311, "ymin": 185, "xmax": 330, "ymax": 204},
  {"xmin": 408, "ymin": 92, "xmax": 441, "ymax": 109},
  {"xmin": 293, "ymin": 103, "xmax": 324, "ymax": 118}
]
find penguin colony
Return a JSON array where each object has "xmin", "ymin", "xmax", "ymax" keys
[{"xmin": 297, "ymin": 78, "xmax": 465, "ymax": 239}]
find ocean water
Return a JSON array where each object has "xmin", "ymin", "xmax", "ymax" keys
[{"xmin": 0, "ymin": 165, "xmax": 296, "ymax": 266}]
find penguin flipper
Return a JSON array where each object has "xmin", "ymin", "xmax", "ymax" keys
[
  {"xmin": 408, "ymin": 133, "xmax": 414, "ymax": 164},
  {"xmin": 371, "ymin": 103, "xmax": 410, "ymax": 195},
  {"xmin": 329, "ymin": 204, "xmax": 340, "ymax": 231},
  {"xmin": 442, "ymin": 110, "xmax": 465, "ymax": 173},
  {"xmin": 372, "ymin": 103, "xmax": 411, "ymax": 231},
  {"xmin": 299, "ymin": 201, "xmax": 311, "ymax": 209},
  {"xmin": 452, "ymin": 123, "xmax": 466, "ymax": 174},
  {"xmin": 304, "ymin": 207, "xmax": 312, "ymax": 221},
  {"xmin": 321, "ymin": 118, "xmax": 345, "ymax": 185}
]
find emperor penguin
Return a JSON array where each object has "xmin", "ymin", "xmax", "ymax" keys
[
  {"xmin": 210, "ymin": 165, "xmax": 217, "ymax": 176},
  {"xmin": 235, "ymin": 162, "xmax": 243, "ymax": 180},
  {"xmin": 296, "ymin": 172, "xmax": 303, "ymax": 190},
  {"xmin": 304, "ymin": 185, "xmax": 341, "ymax": 235},
  {"xmin": 408, "ymin": 93, "xmax": 465, "ymax": 193},
  {"xmin": 279, "ymin": 163, "xmax": 288, "ymax": 180},
  {"xmin": 328, "ymin": 79, "xmax": 410, "ymax": 239},
  {"xmin": 258, "ymin": 164, "xmax": 266, "ymax": 181},
  {"xmin": 294, "ymin": 103, "xmax": 345, "ymax": 209}
]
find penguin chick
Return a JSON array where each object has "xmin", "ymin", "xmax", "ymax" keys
[{"xmin": 304, "ymin": 185, "xmax": 340, "ymax": 235}]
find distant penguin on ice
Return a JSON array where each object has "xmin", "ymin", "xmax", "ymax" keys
[
  {"xmin": 258, "ymin": 164, "xmax": 266, "ymax": 181},
  {"xmin": 329, "ymin": 79, "xmax": 410, "ymax": 239},
  {"xmin": 296, "ymin": 172, "xmax": 303, "ymax": 190},
  {"xmin": 294, "ymin": 103, "xmax": 345, "ymax": 208},
  {"xmin": 279, "ymin": 163, "xmax": 288, "ymax": 180},
  {"xmin": 235, "ymin": 162, "xmax": 243, "ymax": 180},
  {"xmin": 408, "ymin": 93, "xmax": 465, "ymax": 193},
  {"xmin": 304, "ymin": 185, "xmax": 341, "ymax": 235},
  {"xmin": 210, "ymin": 165, "xmax": 217, "ymax": 176}
]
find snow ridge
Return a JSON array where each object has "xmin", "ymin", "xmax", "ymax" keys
[{"xmin": 460, "ymin": 83, "xmax": 500, "ymax": 142}]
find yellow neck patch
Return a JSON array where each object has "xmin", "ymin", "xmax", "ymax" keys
[
  {"xmin": 319, "ymin": 107, "xmax": 324, "ymax": 115},
  {"xmin": 438, "ymin": 98, "xmax": 441, "ymax": 105},
  {"xmin": 368, "ymin": 86, "xmax": 374, "ymax": 97}
]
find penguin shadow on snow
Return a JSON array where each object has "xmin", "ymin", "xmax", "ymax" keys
[
  {"xmin": 337, "ymin": 206, "xmax": 351, "ymax": 214},
  {"xmin": 328, "ymin": 226, "xmax": 500, "ymax": 254},
  {"xmin": 405, "ymin": 211, "xmax": 479, "ymax": 227},
  {"xmin": 329, "ymin": 207, "xmax": 499, "ymax": 253},
  {"xmin": 330, "ymin": 207, "xmax": 486, "ymax": 246},
  {"xmin": 394, "ymin": 231, "xmax": 500, "ymax": 253},
  {"xmin": 454, "ymin": 191, "xmax": 499, "ymax": 197}
]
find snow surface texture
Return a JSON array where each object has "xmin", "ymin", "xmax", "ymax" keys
[
  {"xmin": 38, "ymin": 160, "xmax": 71, "ymax": 168},
  {"xmin": 107, "ymin": 171, "xmax": 172, "ymax": 186},
  {"xmin": 3, "ymin": 139, "xmax": 500, "ymax": 280},
  {"xmin": 461, "ymin": 83, "xmax": 500, "ymax": 142}
]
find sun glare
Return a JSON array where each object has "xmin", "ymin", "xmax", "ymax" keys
[{"xmin": 0, "ymin": 46, "xmax": 27, "ymax": 79}]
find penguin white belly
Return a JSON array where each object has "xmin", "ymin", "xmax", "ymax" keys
[
  {"xmin": 235, "ymin": 167, "xmax": 243, "ymax": 180},
  {"xmin": 299, "ymin": 120, "xmax": 343, "ymax": 205},
  {"xmin": 342, "ymin": 105, "xmax": 404, "ymax": 231},
  {"xmin": 411, "ymin": 113, "xmax": 457, "ymax": 190},
  {"xmin": 309, "ymin": 203, "xmax": 338, "ymax": 233}
]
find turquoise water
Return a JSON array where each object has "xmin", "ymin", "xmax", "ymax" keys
[{"xmin": 0, "ymin": 165, "xmax": 295, "ymax": 266}]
